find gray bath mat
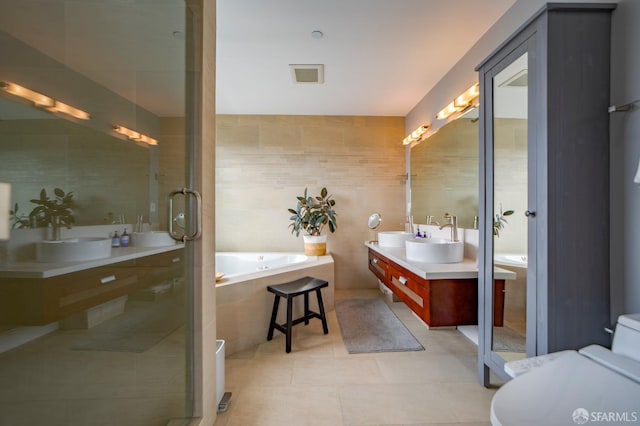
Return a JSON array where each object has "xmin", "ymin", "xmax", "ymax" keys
[{"xmin": 335, "ymin": 298, "xmax": 424, "ymax": 354}]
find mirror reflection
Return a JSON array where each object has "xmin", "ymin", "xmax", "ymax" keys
[
  {"xmin": 0, "ymin": 98, "xmax": 150, "ymax": 227},
  {"xmin": 491, "ymin": 52, "xmax": 528, "ymax": 361},
  {"xmin": 410, "ymin": 114, "xmax": 478, "ymax": 228},
  {"xmin": 0, "ymin": 26, "xmax": 160, "ymax": 228}
]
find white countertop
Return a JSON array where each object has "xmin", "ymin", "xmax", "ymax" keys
[
  {"xmin": 365, "ymin": 242, "xmax": 516, "ymax": 280},
  {"xmin": 0, "ymin": 244, "xmax": 184, "ymax": 279}
]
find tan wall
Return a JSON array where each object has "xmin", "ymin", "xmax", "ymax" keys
[{"xmin": 215, "ymin": 115, "xmax": 406, "ymax": 289}]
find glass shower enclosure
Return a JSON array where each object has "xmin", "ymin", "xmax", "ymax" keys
[{"xmin": 0, "ymin": 1, "xmax": 197, "ymax": 424}]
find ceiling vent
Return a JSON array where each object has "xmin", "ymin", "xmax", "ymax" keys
[
  {"xmin": 499, "ymin": 69, "xmax": 528, "ymax": 87},
  {"xmin": 289, "ymin": 64, "xmax": 324, "ymax": 84}
]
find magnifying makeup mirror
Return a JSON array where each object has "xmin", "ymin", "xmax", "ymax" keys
[{"xmin": 367, "ymin": 212, "xmax": 382, "ymax": 243}]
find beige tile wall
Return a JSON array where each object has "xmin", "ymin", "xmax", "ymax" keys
[{"xmin": 215, "ymin": 114, "xmax": 406, "ymax": 289}]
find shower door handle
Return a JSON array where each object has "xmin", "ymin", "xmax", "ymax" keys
[{"xmin": 168, "ymin": 188, "xmax": 202, "ymax": 242}]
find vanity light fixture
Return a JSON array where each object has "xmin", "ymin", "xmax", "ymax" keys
[
  {"xmin": 402, "ymin": 124, "xmax": 430, "ymax": 145},
  {"xmin": 0, "ymin": 81, "xmax": 53, "ymax": 107},
  {"xmin": 47, "ymin": 101, "xmax": 91, "ymax": 120},
  {"xmin": 436, "ymin": 83, "xmax": 479, "ymax": 120},
  {"xmin": 113, "ymin": 125, "xmax": 158, "ymax": 146},
  {"xmin": 0, "ymin": 81, "xmax": 90, "ymax": 120}
]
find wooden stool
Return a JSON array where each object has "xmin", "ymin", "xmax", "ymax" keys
[{"xmin": 266, "ymin": 276, "xmax": 329, "ymax": 353}]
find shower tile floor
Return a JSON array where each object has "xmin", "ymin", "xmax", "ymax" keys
[{"xmin": 215, "ymin": 289, "xmax": 505, "ymax": 426}]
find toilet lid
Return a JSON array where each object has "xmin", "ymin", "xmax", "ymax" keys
[{"xmin": 491, "ymin": 351, "xmax": 640, "ymax": 426}]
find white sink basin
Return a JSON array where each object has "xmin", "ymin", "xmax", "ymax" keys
[
  {"xmin": 131, "ymin": 231, "xmax": 176, "ymax": 247},
  {"xmin": 36, "ymin": 237, "xmax": 112, "ymax": 262},
  {"xmin": 405, "ymin": 238, "xmax": 464, "ymax": 263},
  {"xmin": 378, "ymin": 231, "xmax": 414, "ymax": 247}
]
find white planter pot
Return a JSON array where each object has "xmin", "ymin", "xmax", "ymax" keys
[{"xmin": 302, "ymin": 234, "xmax": 327, "ymax": 256}]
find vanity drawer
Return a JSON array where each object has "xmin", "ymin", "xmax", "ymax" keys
[
  {"xmin": 0, "ymin": 260, "xmax": 142, "ymax": 325},
  {"xmin": 368, "ymin": 249, "xmax": 389, "ymax": 283},
  {"xmin": 0, "ymin": 250, "xmax": 186, "ymax": 326},
  {"xmin": 387, "ymin": 264, "xmax": 428, "ymax": 320},
  {"xmin": 46, "ymin": 261, "xmax": 141, "ymax": 321}
]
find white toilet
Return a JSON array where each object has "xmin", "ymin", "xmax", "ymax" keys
[{"xmin": 491, "ymin": 314, "xmax": 640, "ymax": 425}]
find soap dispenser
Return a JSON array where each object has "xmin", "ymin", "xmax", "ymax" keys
[
  {"xmin": 111, "ymin": 230, "xmax": 121, "ymax": 247},
  {"xmin": 415, "ymin": 226, "xmax": 423, "ymax": 238},
  {"xmin": 120, "ymin": 228, "xmax": 130, "ymax": 247}
]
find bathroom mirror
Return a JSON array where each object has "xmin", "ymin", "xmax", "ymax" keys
[
  {"xmin": 0, "ymin": 99, "xmax": 152, "ymax": 226},
  {"xmin": 0, "ymin": 27, "xmax": 160, "ymax": 227},
  {"xmin": 410, "ymin": 113, "xmax": 478, "ymax": 228},
  {"xmin": 491, "ymin": 52, "xmax": 528, "ymax": 362}
]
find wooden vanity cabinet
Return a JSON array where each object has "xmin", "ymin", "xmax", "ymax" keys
[
  {"xmin": 0, "ymin": 249, "xmax": 184, "ymax": 326},
  {"xmin": 368, "ymin": 248, "xmax": 504, "ymax": 327}
]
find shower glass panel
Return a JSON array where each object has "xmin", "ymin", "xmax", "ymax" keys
[
  {"xmin": 491, "ymin": 52, "xmax": 528, "ymax": 362},
  {"xmin": 0, "ymin": 1, "xmax": 194, "ymax": 424}
]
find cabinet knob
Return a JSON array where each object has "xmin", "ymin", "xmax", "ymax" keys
[{"xmin": 525, "ymin": 210, "xmax": 536, "ymax": 217}]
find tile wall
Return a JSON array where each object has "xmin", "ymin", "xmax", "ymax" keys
[{"xmin": 215, "ymin": 114, "xmax": 406, "ymax": 289}]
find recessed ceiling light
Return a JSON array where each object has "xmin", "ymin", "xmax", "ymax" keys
[{"xmin": 311, "ymin": 30, "xmax": 323, "ymax": 39}]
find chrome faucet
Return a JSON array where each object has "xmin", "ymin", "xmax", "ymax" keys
[{"xmin": 438, "ymin": 215, "xmax": 458, "ymax": 242}]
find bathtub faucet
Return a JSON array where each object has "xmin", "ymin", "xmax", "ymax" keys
[{"xmin": 439, "ymin": 215, "xmax": 458, "ymax": 242}]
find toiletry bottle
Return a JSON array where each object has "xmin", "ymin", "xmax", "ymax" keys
[
  {"xmin": 415, "ymin": 226, "xmax": 423, "ymax": 238},
  {"xmin": 111, "ymin": 231, "xmax": 120, "ymax": 247},
  {"xmin": 120, "ymin": 228, "xmax": 130, "ymax": 247}
]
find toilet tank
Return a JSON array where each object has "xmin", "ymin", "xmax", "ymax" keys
[{"xmin": 612, "ymin": 314, "xmax": 640, "ymax": 363}]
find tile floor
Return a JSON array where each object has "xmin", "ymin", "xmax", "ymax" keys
[{"xmin": 214, "ymin": 289, "xmax": 504, "ymax": 426}]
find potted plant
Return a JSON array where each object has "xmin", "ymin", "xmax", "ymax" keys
[
  {"xmin": 288, "ymin": 187, "xmax": 337, "ymax": 256},
  {"xmin": 29, "ymin": 188, "xmax": 75, "ymax": 232},
  {"xmin": 493, "ymin": 205, "xmax": 514, "ymax": 237}
]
